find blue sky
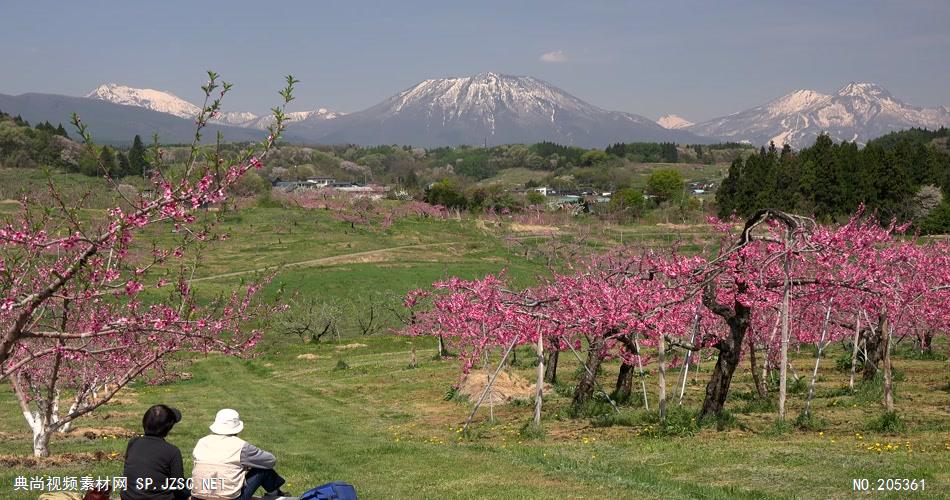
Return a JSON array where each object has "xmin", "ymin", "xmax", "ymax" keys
[{"xmin": 2, "ymin": 0, "xmax": 948, "ymax": 121}]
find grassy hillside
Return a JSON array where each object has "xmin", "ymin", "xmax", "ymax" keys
[
  {"xmin": 1, "ymin": 334, "xmax": 947, "ymax": 498},
  {"xmin": 0, "ymin": 171, "xmax": 947, "ymax": 499}
]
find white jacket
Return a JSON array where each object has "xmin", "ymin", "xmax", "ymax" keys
[{"xmin": 191, "ymin": 434, "xmax": 276, "ymax": 500}]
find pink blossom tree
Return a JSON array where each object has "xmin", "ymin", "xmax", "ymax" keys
[
  {"xmin": 0, "ymin": 72, "xmax": 296, "ymax": 456},
  {"xmin": 403, "ymin": 207, "xmax": 950, "ymax": 428}
]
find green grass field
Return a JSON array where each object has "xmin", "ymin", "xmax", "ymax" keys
[
  {"xmin": 2, "ymin": 335, "xmax": 947, "ymax": 499},
  {"xmin": 0, "ymin": 180, "xmax": 948, "ymax": 499}
]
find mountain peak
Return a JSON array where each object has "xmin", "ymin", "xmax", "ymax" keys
[
  {"xmin": 84, "ymin": 82, "xmax": 343, "ymax": 129},
  {"xmin": 688, "ymin": 81, "xmax": 949, "ymax": 149},
  {"xmin": 392, "ymin": 73, "xmax": 592, "ymax": 116},
  {"xmin": 86, "ymin": 83, "xmax": 201, "ymax": 119},
  {"xmin": 835, "ymin": 82, "xmax": 893, "ymax": 99},
  {"xmin": 657, "ymin": 114, "xmax": 694, "ymax": 129},
  {"xmin": 765, "ymin": 89, "xmax": 831, "ymax": 115},
  {"xmin": 305, "ymin": 73, "xmax": 707, "ymax": 147}
]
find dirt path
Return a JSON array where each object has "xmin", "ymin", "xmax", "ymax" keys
[{"xmin": 190, "ymin": 242, "xmax": 458, "ymax": 283}]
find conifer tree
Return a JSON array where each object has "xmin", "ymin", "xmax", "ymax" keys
[
  {"xmin": 98, "ymin": 146, "xmax": 117, "ymax": 176},
  {"xmin": 128, "ymin": 134, "xmax": 149, "ymax": 177},
  {"xmin": 117, "ymin": 151, "xmax": 131, "ymax": 177}
]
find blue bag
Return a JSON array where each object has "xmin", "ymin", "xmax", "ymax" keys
[{"xmin": 300, "ymin": 481, "xmax": 358, "ymax": 500}]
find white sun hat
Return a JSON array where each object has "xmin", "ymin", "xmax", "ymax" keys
[{"xmin": 209, "ymin": 408, "xmax": 244, "ymax": 435}]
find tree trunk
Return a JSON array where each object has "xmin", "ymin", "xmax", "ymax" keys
[
  {"xmin": 921, "ymin": 330, "xmax": 934, "ymax": 355},
  {"xmin": 700, "ymin": 284, "xmax": 752, "ymax": 419},
  {"xmin": 614, "ymin": 363, "xmax": 635, "ymax": 403},
  {"xmin": 544, "ymin": 350, "xmax": 559, "ymax": 383},
  {"xmin": 700, "ymin": 337, "xmax": 744, "ymax": 418},
  {"xmin": 848, "ymin": 315, "xmax": 862, "ymax": 391},
  {"xmin": 863, "ymin": 316, "xmax": 886, "ymax": 382},
  {"xmin": 32, "ymin": 428, "xmax": 52, "ymax": 458},
  {"xmin": 748, "ymin": 335, "xmax": 767, "ymax": 399},
  {"xmin": 882, "ymin": 317, "xmax": 894, "ymax": 413},
  {"xmin": 571, "ymin": 337, "xmax": 607, "ymax": 410}
]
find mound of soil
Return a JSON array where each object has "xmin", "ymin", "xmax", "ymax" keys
[
  {"xmin": 510, "ymin": 223, "xmax": 558, "ymax": 234},
  {"xmin": 335, "ymin": 343, "xmax": 367, "ymax": 350},
  {"xmin": 458, "ymin": 371, "xmax": 550, "ymax": 405},
  {"xmin": 69, "ymin": 426, "xmax": 136, "ymax": 440},
  {"xmin": 296, "ymin": 353, "xmax": 327, "ymax": 360}
]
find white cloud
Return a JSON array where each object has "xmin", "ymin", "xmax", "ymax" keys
[{"xmin": 539, "ymin": 50, "xmax": 568, "ymax": 63}]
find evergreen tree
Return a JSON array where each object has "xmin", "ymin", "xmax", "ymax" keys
[
  {"xmin": 715, "ymin": 158, "xmax": 742, "ymax": 216},
  {"xmin": 713, "ymin": 128, "xmax": 950, "ymax": 227},
  {"xmin": 117, "ymin": 152, "xmax": 131, "ymax": 177},
  {"xmin": 98, "ymin": 146, "xmax": 118, "ymax": 176},
  {"xmin": 128, "ymin": 135, "xmax": 149, "ymax": 177}
]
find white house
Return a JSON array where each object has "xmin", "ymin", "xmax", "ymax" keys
[{"xmin": 530, "ymin": 187, "xmax": 555, "ymax": 197}]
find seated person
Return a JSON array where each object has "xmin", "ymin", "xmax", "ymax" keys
[
  {"xmin": 121, "ymin": 404, "xmax": 190, "ymax": 500},
  {"xmin": 191, "ymin": 408, "xmax": 289, "ymax": 500}
]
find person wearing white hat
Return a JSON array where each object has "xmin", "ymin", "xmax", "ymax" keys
[{"xmin": 191, "ymin": 409, "xmax": 289, "ymax": 500}]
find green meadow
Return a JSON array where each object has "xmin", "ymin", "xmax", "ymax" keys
[{"xmin": 0, "ymin": 185, "xmax": 948, "ymax": 499}]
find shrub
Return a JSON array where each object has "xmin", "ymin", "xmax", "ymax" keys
[
  {"xmin": 764, "ymin": 418, "xmax": 794, "ymax": 437},
  {"xmin": 794, "ymin": 411, "xmax": 828, "ymax": 431},
  {"xmin": 834, "ymin": 349, "xmax": 865, "ymax": 372},
  {"xmin": 519, "ymin": 421, "xmax": 545, "ymax": 440},
  {"xmin": 865, "ymin": 411, "xmax": 906, "ymax": 433}
]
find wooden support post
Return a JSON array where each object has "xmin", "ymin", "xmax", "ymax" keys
[
  {"xmin": 534, "ymin": 326, "xmax": 544, "ymax": 426},
  {"xmin": 463, "ymin": 333, "xmax": 521, "ymax": 433},
  {"xmin": 804, "ymin": 303, "xmax": 833, "ymax": 416},
  {"xmin": 634, "ymin": 332, "xmax": 649, "ymax": 411},
  {"xmin": 778, "ymin": 234, "xmax": 792, "ymax": 421},
  {"xmin": 678, "ymin": 315, "xmax": 700, "ymax": 405}
]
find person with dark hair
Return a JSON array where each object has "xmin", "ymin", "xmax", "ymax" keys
[{"xmin": 121, "ymin": 404, "xmax": 190, "ymax": 500}]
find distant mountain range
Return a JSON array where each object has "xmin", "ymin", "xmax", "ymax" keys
[
  {"xmin": 0, "ymin": 92, "xmax": 264, "ymax": 144},
  {"xmin": 2, "ymin": 77, "xmax": 947, "ymax": 148},
  {"xmin": 291, "ymin": 72, "xmax": 708, "ymax": 147},
  {"xmin": 677, "ymin": 83, "xmax": 950, "ymax": 149},
  {"xmin": 85, "ymin": 83, "xmax": 345, "ymax": 130}
]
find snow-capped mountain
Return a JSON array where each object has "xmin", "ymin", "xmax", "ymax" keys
[
  {"xmin": 214, "ymin": 111, "xmax": 259, "ymax": 126},
  {"xmin": 292, "ymin": 72, "xmax": 710, "ymax": 147},
  {"xmin": 657, "ymin": 114, "xmax": 694, "ymax": 129},
  {"xmin": 0, "ymin": 91, "xmax": 265, "ymax": 144},
  {"xmin": 238, "ymin": 108, "xmax": 344, "ymax": 130},
  {"xmin": 687, "ymin": 83, "xmax": 950, "ymax": 149},
  {"xmin": 86, "ymin": 83, "xmax": 201, "ymax": 119},
  {"xmin": 85, "ymin": 83, "xmax": 343, "ymax": 130}
]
